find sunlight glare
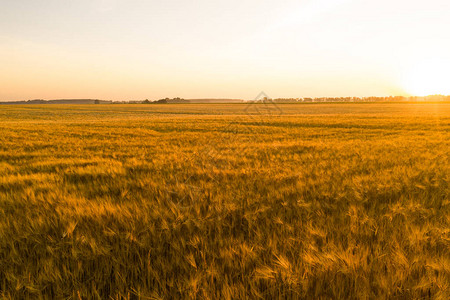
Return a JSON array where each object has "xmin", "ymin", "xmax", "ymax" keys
[{"xmin": 402, "ymin": 58, "xmax": 450, "ymax": 96}]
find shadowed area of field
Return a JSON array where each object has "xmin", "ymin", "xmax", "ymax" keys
[{"xmin": 0, "ymin": 103, "xmax": 449, "ymax": 298}]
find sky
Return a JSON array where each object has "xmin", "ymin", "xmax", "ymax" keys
[{"xmin": 1, "ymin": 0, "xmax": 450, "ymax": 100}]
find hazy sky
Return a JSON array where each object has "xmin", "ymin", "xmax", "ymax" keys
[{"xmin": 1, "ymin": 0, "xmax": 450, "ymax": 100}]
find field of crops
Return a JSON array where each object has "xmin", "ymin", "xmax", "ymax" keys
[{"xmin": 0, "ymin": 103, "xmax": 449, "ymax": 299}]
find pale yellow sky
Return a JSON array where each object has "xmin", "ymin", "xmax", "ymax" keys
[{"xmin": 1, "ymin": 0, "xmax": 450, "ymax": 100}]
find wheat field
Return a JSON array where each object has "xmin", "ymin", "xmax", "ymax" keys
[{"xmin": 0, "ymin": 103, "xmax": 449, "ymax": 299}]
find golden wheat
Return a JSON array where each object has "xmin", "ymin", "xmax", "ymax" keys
[{"xmin": 0, "ymin": 103, "xmax": 449, "ymax": 299}]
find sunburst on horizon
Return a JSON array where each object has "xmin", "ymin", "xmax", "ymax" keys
[{"xmin": 401, "ymin": 58, "xmax": 450, "ymax": 97}]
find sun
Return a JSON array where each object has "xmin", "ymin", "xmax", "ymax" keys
[{"xmin": 401, "ymin": 58, "xmax": 450, "ymax": 96}]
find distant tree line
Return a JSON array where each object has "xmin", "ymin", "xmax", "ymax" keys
[
  {"xmin": 141, "ymin": 97, "xmax": 189, "ymax": 104},
  {"xmin": 0, "ymin": 99, "xmax": 112, "ymax": 105},
  {"xmin": 254, "ymin": 95, "xmax": 450, "ymax": 103},
  {"xmin": 4, "ymin": 95, "xmax": 449, "ymax": 105}
]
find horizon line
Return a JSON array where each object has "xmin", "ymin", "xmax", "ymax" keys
[{"xmin": 1, "ymin": 94, "xmax": 450, "ymax": 103}]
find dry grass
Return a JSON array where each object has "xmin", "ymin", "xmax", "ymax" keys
[{"xmin": 0, "ymin": 103, "xmax": 449, "ymax": 299}]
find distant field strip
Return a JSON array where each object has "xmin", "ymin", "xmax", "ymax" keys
[{"xmin": 0, "ymin": 103, "xmax": 449, "ymax": 298}]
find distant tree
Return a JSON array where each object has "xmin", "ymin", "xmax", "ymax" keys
[{"xmin": 94, "ymin": 100, "xmax": 100, "ymax": 104}]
